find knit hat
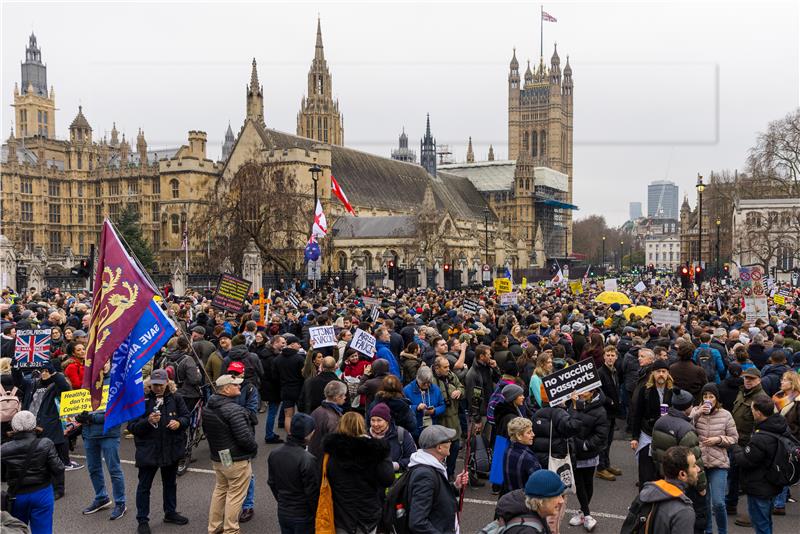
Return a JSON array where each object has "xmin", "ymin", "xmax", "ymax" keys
[
  {"xmin": 524, "ymin": 469, "xmax": 567, "ymax": 498},
  {"xmin": 572, "ymin": 322, "xmax": 584, "ymax": 333},
  {"xmin": 700, "ymin": 383, "xmax": 719, "ymax": 401},
  {"xmin": 610, "ymin": 303, "xmax": 621, "ymax": 312},
  {"xmin": 11, "ymin": 410, "xmax": 37, "ymax": 432},
  {"xmin": 290, "ymin": 412, "xmax": 316, "ymax": 440},
  {"xmin": 369, "ymin": 402, "xmax": 392, "ymax": 423},
  {"xmin": 727, "ymin": 362, "xmax": 742, "ymax": 377},
  {"xmin": 652, "ymin": 359, "xmax": 670, "ymax": 372},
  {"xmin": 502, "ymin": 384, "xmax": 524, "ymax": 404},
  {"xmin": 671, "ymin": 388, "xmax": 694, "ymax": 410}
]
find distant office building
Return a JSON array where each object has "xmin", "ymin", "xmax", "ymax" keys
[
  {"xmin": 648, "ymin": 180, "xmax": 679, "ymax": 219},
  {"xmin": 629, "ymin": 202, "xmax": 642, "ymax": 220}
]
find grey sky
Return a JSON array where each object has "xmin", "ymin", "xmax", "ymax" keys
[{"xmin": 2, "ymin": 0, "xmax": 798, "ymax": 226}]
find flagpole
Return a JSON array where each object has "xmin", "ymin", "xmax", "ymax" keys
[
  {"xmin": 540, "ymin": 5, "xmax": 543, "ymax": 58},
  {"xmin": 107, "ymin": 219, "xmax": 160, "ymax": 295}
]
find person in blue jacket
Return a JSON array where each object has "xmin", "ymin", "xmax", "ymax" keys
[
  {"xmin": 374, "ymin": 327, "xmax": 402, "ymax": 378},
  {"xmin": 403, "ymin": 366, "xmax": 445, "ymax": 432},
  {"xmin": 692, "ymin": 332, "xmax": 726, "ymax": 383}
]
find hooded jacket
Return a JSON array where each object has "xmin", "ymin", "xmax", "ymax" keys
[
  {"xmin": 376, "ymin": 339, "xmax": 402, "ymax": 378},
  {"xmin": 400, "ymin": 351, "xmax": 423, "ymax": 385},
  {"xmin": 164, "ymin": 349, "xmax": 202, "ymax": 400},
  {"xmin": 368, "ymin": 394, "xmax": 418, "ymax": 438},
  {"xmin": 223, "ymin": 344, "xmax": 264, "ymax": 389},
  {"xmin": 651, "ymin": 407, "xmax": 707, "ymax": 492},
  {"xmin": 636, "ymin": 478, "xmax": 695, "ymax": 534},
  {"xmin": 731, "ymin": 384, "xmax": 764, "ymax": 446},
  {"xmin": 733, "ymin": 412, "xmax": 792, "ymax": 499},
  {"xmin": 407, "ymin": 450, "xmax": 459, "ymax": 534},
  {"xmin": 567, "ymin": 390, "xmax": 610, "ymax": 461},
  {"xmin": 532, "ymin": 406, "xmax": 581, "ymax": 467},
  {"xmin": 128, "ymin": 387, "xmax": 190, "ymax": 467},
  {"xmin": 274, "ymin": 347, "xmax": 306, "ymax": 401},
  {"xmin": 431, "ymin": 370, "xmax": 465, "ymax": 434},
  {"xmin": 267, "ymin": 434, "xmax": 319, "ymax": 518}
]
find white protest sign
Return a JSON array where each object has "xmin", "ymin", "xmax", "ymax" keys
[
  {"xmin": 604, "ymin": 278, "xmax": 618, "ymax": 291},
  {"xmin": 351, "ymin": 328, "xmax": 377, "ymax": 357},
  {"xmin": 651, "ymin": 308, "xmax": 680, "ymax": 326},
  {"xmin": 309, "ymin": 326, "xmax": 336, "ymax": 348},
  {"xmin": 744, "ymin": 296, "xmax": 768, "ymax": 321},
  {"xmin": 500, "ymin": 292, "xmax": 518, "ymax": 307},
  {"xmin": 362, "ymin": 296, "xmax": 381, "ymax": 308},
  {"xmin": 634, "ymin": 281, "xmax": 646, "ymax": 292}
]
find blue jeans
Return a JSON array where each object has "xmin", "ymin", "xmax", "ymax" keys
[
  {"xmin": 746, "ymin": 495, "xmax": 773, "ymax": 534},
  {"xmin": 84, "ymin": 434, "xmax": 126, "ymax": 504},
  {"xmin": 11, "ymin": 485, "xmax": 54, "ymax": 534},
  {"xmin": 279, "ymin": 514, "xmax": 314, "ymax": 534},
  {"xmin": 705, "ymin": 468, "xmax": 728, "ymax": 534},
  {"xmin": 773, "ymin": 485, "xmax": 789, "ymax": 509},
  {"xmin": 725, "ymin": 449, "xmax": 739, "ymax": 509},
  {"xmin": 243, "ymin": 472, "xmax": 255, "ymax": 510},
  {"xmin": 265, "ymin": 402, "xmax": 280, "ymax": 439}
]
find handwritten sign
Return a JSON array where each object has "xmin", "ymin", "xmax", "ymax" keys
[
  {"xmin": 604, "ymin": 278, "xmax": 618, "ymax": 292},
  {"xmin": 744, "ymin": 296, "xmax": 768, "ymax": 321},
  {"xmin": 362, "ymin": 296, "xmax": 381, "ymax": 308},
  {"xmin": 351, "ymin": 328, "xmax": 377, "ymax": 357},
  {"xmin": 634, "ymin": 281, "xmax": 647, "ymax": 292},
  {"xmin": 569, "ymin": 281, "xmax": 583, "ymax": 295},
  {"xmin": 500, "ymin": 292, "xmax": 518, "ymax": 306},
  {"xmin": 59, "ymin": 386, "xmax": 110, "ymax": 416},
  {"xmin": 309, "ymin": 326, "xmax": 336, "ymax": 348},
  {"xmin": 211, "ymin": 273, "xmax": 252, "ymax": 313},
  {"xmin": 773, "ymin": 294, "xmax": 786, "ymax": 306},
  {"xmin": 651, "ymin": 309, "xmax": 680, "ymax": 326},
  {"xmin": 494, "ymin": 278, "xmax": 512, "ymax": 294}
]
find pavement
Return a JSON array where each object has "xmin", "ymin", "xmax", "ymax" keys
[{"xmin": 54, "ymin": 417, "xmax": 799, "ymax": 534}]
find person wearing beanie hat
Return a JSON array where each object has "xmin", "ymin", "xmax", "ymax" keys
[
  {"xmin": 267, "ymin": 413, "xmax": 319, "ymax": 534},
  {"xmin": 688, "ymin": 382, "xmax": 738, "ymax": 534},
  {"xmin": 1, "ymin": 410, "xmax": 65, "ymax": 533},
  {"xmin": 493, "ymin": 469, "xmax": 566, "ymax": 533},
  {"xmin": 368, "ymin": 402, "xmax": 417, "ymax": 473},
  {"xmin": 669, "ymin": 342, "xmax": 708, "ymax": 401},
  {"xmin": 630, "ymin": 352, "xmax": 673, "ymax": 489}
]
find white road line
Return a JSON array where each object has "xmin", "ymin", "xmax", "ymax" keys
[
  {"xmin": 72, "ymin": 455, "xmax": 217, "ymax": 475},
  {"xmin": 462, "ymin": 498, "xmax": 627, "ymax": 520}
]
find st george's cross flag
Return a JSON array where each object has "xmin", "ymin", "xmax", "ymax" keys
[
  {"xmin": 312, "ymin": 199, "xmax": 328, "ymax": 238},
  {"xmin": 330, "ymin": 174, "xmax": 356, "ymax": 216},
  {"xmin": 542, "ymin": 10, "xmax": 557, "ymax": 22}
]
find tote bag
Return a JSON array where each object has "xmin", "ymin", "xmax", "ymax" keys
[
  {"xmin": 547, "ymin": 419, "xmax": 575, "ymax": 494},
  {"xmin": 489, "ymin": 434, "xmax": 509, "ymax": 486},
  {"xmin": 316, "ymin": 453, "xmax": 336, "ymax": 534}
]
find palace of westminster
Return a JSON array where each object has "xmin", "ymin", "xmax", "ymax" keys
[{"xmin": 1, "ymin": 23, "xmax": 576, "ymax": 288}]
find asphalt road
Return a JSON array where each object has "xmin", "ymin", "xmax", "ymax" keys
[{"xmin": 54, "ymin": 418, "xmax": 799, "ymax": 534}]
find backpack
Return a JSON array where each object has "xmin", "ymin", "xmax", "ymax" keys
[
  {"xmin": 469, "ymin": 434, "xmax": 492, "ymax": 477},
  {"xmin": 380, "ymin": 464, "xmax": 440, "ymax": 534},
  {"xmin": 0, "ymin": 384, "xmax": 20, "ymax": 423},
  {"xmin": 620, "ymin": 496, "xmax": 659, "ymax": 534},
  {"xmin": 478, "ymin": 514, "xmax": 545, "ymax": 534},
  {"xmin": 761, "ymin": 430, "xmax": 800, "ymax": 487},
  {"xmin": 486, "ymin": 382, "xmax": 510, "ymax": 424},
  {"xmin": 696, "ymin": 348, "xmax": 718, "ymax": 383}
]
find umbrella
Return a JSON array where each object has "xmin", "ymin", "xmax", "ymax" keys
[
  {"xmin": 624, "ymin": 305, "xmax": 652, "ymax": 320},
  {"xmin": 594, "ymin": 291, "xmax": 633, "ymax": 305}
]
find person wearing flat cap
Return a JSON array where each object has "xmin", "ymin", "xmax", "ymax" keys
[
  {"xmin": 728, "ymin": 366, "xmax": 764, "ymax": 524},
  {"xmin": 492, "ymin": 469, "xmax": 568, "ymax": 533},
  {"xmin": 630, "ymin": 358, "xmax": 674, "ymax": 489},
  {"xmin": 405, "ymin": 425, "xmax": 469, "ymax": 533}
]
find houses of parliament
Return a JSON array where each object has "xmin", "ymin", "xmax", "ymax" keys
[{"xmin": 1, "ymin": 23, "xmax": 576, "ymax": 287}]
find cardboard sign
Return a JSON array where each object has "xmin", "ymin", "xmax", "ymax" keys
[
  {"xmin": 362, "ymin": 296, "xmax": 381, "ymax": 308},
  {"xmin": 521, "ymin": 277, "xmax": 527, "ymax": 289},
  {"xmin": 604, "ymin": 278, "xmax": 618, "ymax": 291},
  {"xmin": 59, "ymin": 386, "xmax": 110, "ymax": 416},
  {"xmin": 13, "ymin": 328, "xmax": 52, "ymax": 369},
  {"xmin": 634, "ymin": 281, "xmax": 647, "ymax": 292},
  {"xmin": 744, "ymin": 296, "xmax": 768, "ymax": 321},
  {"xmin": 286, "ymin": 293, "xmax": 300, "ymax": 309},
  {"xmin": 543, "ymin": 359, "xmax": 601, "ymax": 407},
  {"xmin": 500, "ymin": 292, "xmax": 518, "ymax": 306},
  {"xmin": 651, "ymin": 308, "xmax": 680, "ymax": 326},
  {"xmin": 494, "ymin": 278, "xmax": 512, "ymax": 294},
  {"xmin": 463, "ymin": 299, "xmax": 480, "ymax": 314},
  {"xmin": 773, "ymin": 294, "xmax": 786, "ymax": 306},
  {"xmin": 351, "ymin": 328, "xmax": 377, "ymax": 357},
  {"xmin": 211, "ymin": 273, "xmax": 252, "ymax": 313},
  {"xmin": 569, "ymin": 281, "xmax": 583, "ymax": 295},
  {"xmin": 309, "ymin": 326, "xmax": 336, "ymax": 348}
]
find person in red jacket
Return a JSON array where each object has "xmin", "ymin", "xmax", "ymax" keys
[{"xmin": 63, "ymin": 342, "xmax": 86, "ymax": 389}]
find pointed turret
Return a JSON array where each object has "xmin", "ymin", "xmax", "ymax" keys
[
  {"xmin": 6, "ymin": 128, "xmax": 17, "ymax": 163},
  {"xmin": 315, "ymin": 16, "xmax": 325, "ymax": 61},
  {"xmin": 69, "ymin": 105, "xmax": 92, "ymax": 143},
  {"xmin": 246, "ymin": 58, "xmax": 265, "ymax": 124},
  {"xmin": 110, "ymin": 122, "xmax": 119, "ymax": 147},
  {"xmin": 550, "ymin": 43, "xmax": 561, "ymax": 85},
  {"xmin": 420, "ymin": 113, "xmax": 437, "ymax": 177},
  {"xmin": 221, "ymin": 122, "xmax": 235, "ymax": 161},
  {"xmin": 510, "ymin": 48, "xmax": 519, "ymax": 70},
  {"xmin": 488, "ymin": 145, "xmax": 495, "ymax": 162},
  {"xmin": 399, "ymin": 127, "xmax": 408, "ymax": 149},
  {"xmin": 563, "ymin": 55, "xmax": 573, "ymax": 95},
  {"xmin": 136, "ymin": 128, "xmax": 147, "ymax": 164},
  {"xmin": 391, "ymin": 127, "xmax": 416, "ymax": 163},
  {"xmin": 466, "ymin": 137, "xmax": 475, "ymax": 163},
  {"xmin": 120, "ymin": 133, "xmax": 129, "ymax": 164},
  {"xmin": 524, "ymin": 60, "xmax": 533, "ymax": 84}
]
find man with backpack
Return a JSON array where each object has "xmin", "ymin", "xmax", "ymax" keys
[
  {"xmin": 483, "ymin": 469, "xmax": 568, "ymax": 533},
  {"xmin": 732, "ymin": 395, "xmax": 795, "ymax": 534},
  {"xmin": 162, "ymin": 337, "xmax": 203, "ymax": 411},
  {"xmin": 692, "ymin": 332, "xmax": 726, "ymax": 384},
  {"xmin": 621, "ymin": 445, "xmax": 699, "ymax": 534}
]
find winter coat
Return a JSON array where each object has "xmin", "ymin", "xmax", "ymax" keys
[
  {"xmin": 201, "ymin": 393, "xmax": 258, "ymax": 462},
  {"xmin": 598, "ymin": 363, "xmax": 620, "ymax": 418},
  {"xmin": 376, "ymin": 340, "xmax": 402, "ymax": 378},
  {"xmin": 204, "ymin": 351, "xmax": 224, "ymax": 384},
  {"xmin": 406, "ymin": 450, "xmax": 460, "ymax": 534},
  {"xmin": 776, "ymin": 396, "xmax": 800, "ymax": 439},
  {"xmin": 223, "ymin": 344, "xmax": 264, "ymax": 389},
  {"xmin": 300, "ymin": 371, "xmax": 341, "ymax": 414},
  {"xmin": 465, "ymin": 361, "xmax": 500, "ymax": 419},
  {"xmin": 128, "ymin": 389, "xmax": 190, "ymax": 467},
  {"xmin": 63, "ymin": 358, "xmax": 85, "ymax": 389},
  {"xmin": 636, "ymin": 478, "xmax": 696, "ymax": 534},
  {"xmin": 378, "ymin": 422, "xmax": 416, "ymax": 471},
  {"xmin": 22, "ymin": 372, "xmax": 71, "ymax": 445},
  {"xmin": 192, "ymin": 339, "xmax": 217, "ymax": 366},
  {"xmin": 494, "ymin": 400, "xmax": 528, "ymax": 440},
  {"xmin": 733, "ymin": 412, "xmax": 791, "ymax": 498},
  {"xmin": 759, "ymin": 363, "xmax": 790, "ymax": 397},
  {"xmin": 748, "ymin": 343, "xmax": 769, "ymax": 369},
  {"xmin": 308, "ymin": 402, "xmax": 342, "ymax": 460},
  {"xmin": 731, "ymin": 384, "xmax": 764, "ymax": 446},
  {"xmin": 1, "ymin": 432, "xmax": 64, "ymax": 494},
  {"xmin": 651, "ymin": 408, "xmax": 707, "ymax": 491},
  {"xmin": 431, "ymin": 370, "xmax": 464, "ymax": 434},
  {"xmin": 274, "ymin": 347, "xmax": 306, "ymax": 402},
  {"xmin": 532, "ymin": 406, "xmax": 581, "ymax": 467},
  {"xmin": 496, "ymin": 491, "xmax": 551, "ymax": 533},
  {"xmin": 404, "ymin": 380, "xmax": 446, "ymax": 431},
  {"xmin": 631, "ymin": 385, "xmax": 673, "ymax": 438},
  {"xmin": 357, "ymin": 371, "xmax": 389, "ymax": 408},
  {"xmin": 717, "ymin": 374, "xmax": 742, "ymax": 412},
  {"xmin": 689, "ymin": 405, "xmax": 738, "ymax": 469},
  {"xmin": 502, "ymin": 441, "xmax": 541, "ymax": 496},
  {"xmin": 164, "ymin": 349, "xmax": 202, "ymax": 400},
  {"xmin": 267, "ymin": 436, "xmax": 320, "ymax": 518},
  {"xmin": 254, "ymin": 343, "xmax": 281, "ymax": 403},
  {"xmin": 621, "ymin": 347, "xmax": 641, "ymax": 393},
  {"xmin": 400, "ymin": 351, "xmax": 422, "ymax": 385},
  {"xmin": 368, "ymin": 394, "xmax": 417, "ymax": 438},
  {"xmin": 567, "ymin": 391, "xmax": 610, "ymax": 461},
  {"xmin": 669, "ymin": 360, "xmax": 708, "ymax": 400},
  {"xmin": 322, "ymin": 433, "xmax": 394, "ymax": 533}
]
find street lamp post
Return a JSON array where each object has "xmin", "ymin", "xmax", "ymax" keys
[
  {"xmin": 602, "ymin": 236, "xmax": 606, "ymax": 269},
  {"xmin": 482, "ymin": 207, "xmax": 489, "ymax": 265},
  {"xmin": 696, "ymin": 174, "xmax": 705, "ymax": 270},
  {"xmin": 620, "ymin": 240, "xmax": 624, "ymax": 271},
  {"xmin": 715, "ymin": 217, "xmax": 721, "ymax": 279}
]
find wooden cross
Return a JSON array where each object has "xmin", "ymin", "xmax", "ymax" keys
[{"xmin": 253, "ymin": 288, "xmax": 271, "ymax": 326}]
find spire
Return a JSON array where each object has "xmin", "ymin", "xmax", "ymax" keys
[
  {"xmin": 550, "ymin": 43, "xmax": 560, "ymax": 66},
  {"xmin": 510, "ymin": 47, "xmax": 519, "ymax": 70},
  {"xmin": 6, "ymin": 128, "xmax": 17, "ymax": 163},
  {"xmin": 425, "ymin": 113, "xmax": 431, "ymax": 137},
  {"xmin": 524, "ymin": 60, "xmax": 533, "ymax": 83},
  {"xmin": 315, "ymin": 16, "xmax": 325, "ymax": 61},
  {"xmin": 563, "ymin": 55, "xmax": 573, "ymax": 94},
  {"xmin": 246, "ymin": 58, "xmax": 265, "ymax": 123},
  {"xmin": 466, "ymin": 137, "xmax": 475, "ymax": 163},
  {"xmin": 222, "ymin": 122, "xmax": 236, "ymax": 161},
  {"xmin": 249, "ymin": 58, "xmax": 261, "ymax": 94},
  {"xmin": 110, "ymin": 122, "xmax": 119, "ymax": 147},
  {"xmin": 399, "ymin": 127, "xmax": 408, "ymax": 148},
  {"xmin": 488, "ymin": 145, "xmax": 495, "ymax": 162},
  {"xmin": 420, "ymin": 114, "xmax": 437, "ymax": 177},
  {"xmin": 225, "ymin": 122, "xmax": 234, "ymax": 141}
]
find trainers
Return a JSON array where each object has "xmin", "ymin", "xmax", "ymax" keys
[
  {"xmin": 65, "ymin": 461, "xmax": 84, "ymax": 471},
  {"xmin": 569, "ymin": 513, "xmax": 584, "ymax": 526},
  {"xmin": 110, "ymin": 503, "xmax": 126, "ymax": 520},
  {"xmin": 734, "ymin": 515, "xmax": 752, "ymax": 527},
  {"xmin": 264, "ymin": 436, "xmax": 284, "ymax": 444},
  {"xmin": 82, "ymin": 497, "xmax": 112, "ymax": 515},
  {"xmin": 583, "ymin": 515, "xmax": 597, "ymax": 532},
  {"xmin": 137, "ymin": 522, "xmax": 151, "ymax": 534},
  {"xmin": 607, "ymin": 466, "xmax": 623, "ymax": 476},
  {"xmin": 239, "ymin": 508, "xmax": 254, "ymax": 522},
  {"xmin": 164, "ymin": 512, "xmax": 189, "ymax": 525},
  {"xmin": 595, "ymin": 469, "xmax": 616, "ymax": 481}
]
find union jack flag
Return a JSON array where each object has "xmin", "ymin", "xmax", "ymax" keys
[
  {"xmin": 14, "ymin": 328, "xmax": 52, "ymax": 367},
  {"xmin": 542, "ymin": 10, "xmax": 557, "ymax": 22}
]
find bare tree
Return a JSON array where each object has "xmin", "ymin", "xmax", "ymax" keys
[{"xmin": 747, "ymin": 108, "xmax": 800, "ymax": 198}]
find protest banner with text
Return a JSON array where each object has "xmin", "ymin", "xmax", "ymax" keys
[
  {"xmin": 651, "ymin": 309, "xmax": 680, "ymax": 326},
  {"xmin": 351, "ymin": 328, "xmax": 377, "ymax": 357},
  {"xmin": 211, "ymin": 273, "xmax": 252, "ymax": 313},
  {"xmin": 13, "ymin": 329, "xmax": 51, "ymax": 369},
  {"xmin": 543, "ymin": 358, "xmax": 601, "ymax": 407},
  {"xmin": 310, "ymin": 326, "xmax": 337, "ymax": 348}
]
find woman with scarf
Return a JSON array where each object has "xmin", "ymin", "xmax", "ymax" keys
[
  {"xmin": 368, "ymin": 402, "xmax": 416, "ymax": 473},
  {"xmin": 771, "ymin": 371, "xmax": 800, "ymax": 515}
]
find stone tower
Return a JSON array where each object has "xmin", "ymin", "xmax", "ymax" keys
[
  {"xmin": 466, "ymin": 137, "xmax": 475, "ymax": 163},
  {"xmin": 420, "ymin": 114, "xmax": 436, "ymax": 177},
  {"xmin": 13, "ymin": 33, "xmax": 55, "ymax": 138},
  {"xmin": 296, "ymin": 18, "xmax": 344, "ymax": 145},
  {"xmin": 246, "ymin": 58, "xmax": 264, "ymax": 124},
  {"xmin": 391, "ymin": 128, "xmax": 416, "ymax": 163},
  {"xmin": 221, "ymin": 123, "xmax": 235, "ymax": 161},
  {"xmin": 68, "ymin": 106, "xmax": 92, "ymax": 170}
]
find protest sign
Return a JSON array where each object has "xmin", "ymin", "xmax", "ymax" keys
[
  {"xmin": 543, "ymin": 359, "xmax": 601, "ymax": 407},
  {"xmin": 369, "ymin": 306, "xmax": 381, "ymax": 322},
  {"xmin": 651, "ymin": 308, "xmax": 680, "ymax": 326},
  {"xmin": 309, "ymin": 326, "xmax": 336, "ymax": 348},
  {"xmin": 604, "ymin": 278, "xmax": 618, "ymax": 291},
  {"xmin": 569, "ymin": 281, "xmax": 583, "ymax": 295},
  {"xmin": 494, "ymin": 278, "xmax": 512, "ymax": 294},
  {"xmin": 463, "ymin": 298, "xmax": 480, "ymax": 314},
  {"xmin": 500, "ymin": 292, "xmax": 518, "ymax": 306},
  {"xmin": 744, "ymin": 296, "xmax": 768, "ymax": 321},
  {"xmin": 521, "ymin": 277, "xmax": 527, "ymax": 289},
  {"xmin": 351, "ymin": 328, "xmax": 377, "ymax": 357},
  {"xmin": 59, "ymin": 386, "xmax": 110, "ymax": 416},
  {"xmin": 211, "ymin": 273, "xmax": 252, "ymax": 313},
  {"xmin": 362, "ymin": 296, "xmax": 381, "ymax": 308},
  {"xmin": 286, "ymin": 293, "xmax": 300, "ymax": 309},
  {"xmin": 773, "ymin": 294, "xmax": 786, "ymax": 306},
  {"xmin": 634, "ymin": 281, "xmax": 646, "ymax": 292},
  {"xmin": 13, "ymin": 329, "xmax": 51, "ymax": 369}
]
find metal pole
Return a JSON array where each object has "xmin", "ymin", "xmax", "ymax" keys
[
  {"xmin": 601, "ymin": 237, "xmax": 605, "ymax": 269},
  {"xmin": 484, "ymin": 213, "xmax": 488, "ymax": 264},
  {"xmin": 716, "ymin": 223, "xmax": 720, "ymax": 279},
  {"xmin": 698, "ymin": 190, "xmax": 703, "ymax": 269}
]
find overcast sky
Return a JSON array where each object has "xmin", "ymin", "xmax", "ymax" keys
[{"xmin": 2, "ymin": 0, "xmax": 798, "ymax": 225}]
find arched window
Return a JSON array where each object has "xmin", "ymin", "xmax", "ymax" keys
[
  {"xmin": 540, "ymin": 130, "xmax": 547, "ymax": 158},
  {"xmin": 531, "ymin": 131, "xmax": 538, "ymax": 157},
  {"xmin": 171, "ymin": 214, "xmax": 179, "ymax": 234},
  {"xmin": 337, "ymin": 252, "xmax": 347, "ymax": 271},
  {"xmin": 170, "ymin": 179, "xmax": 179, "ymax": 199},
  {"xmin": 777, "ymin": 244, "xmax": 795, "ymax": 271},
  {"xmin": 363, "ymin": 250, "xmax": 373, "ymax": 271},
  {"xmin": 522, "ymin": 132, "xmax": 528, "ymax": 152}
]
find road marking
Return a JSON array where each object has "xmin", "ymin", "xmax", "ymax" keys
[
  {"xmin": 72, "ymin": 455, "xmax": 217, "ymax": 475},
  {"xmin": 462, "ymin": 498, "xmax": 627, "ymax": 520}
]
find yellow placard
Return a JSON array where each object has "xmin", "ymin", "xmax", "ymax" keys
[
  {"xmin": 521, "ymin": 277, "xmax": 527, "ymax": 289},
  {"xmin": 59, "ymin": 386, "xmax": 109, "ymax": 416},
  {"xmin": 494, "ymin": 278, "xmax": 512, "ymax": 294},
  {"xmin": 773, "ymin": 294, "xmax": 785, "ymax": 306},
  {"xmin": 569, "ymin": 281, "xmax": 584, "ymax": 295}
]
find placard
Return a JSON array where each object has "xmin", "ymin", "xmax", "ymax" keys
[
  {"xmin": 351, "ymin": 328, "xmax": 376, "ymax": 357},
  {"xmin": 13, "ymin": 328, "xmax": 52, "ymax": 369},
  {"xmin": 286, "ymin": 293, "xmax": 300, "ymax": 309},
  {"xmin": 211, "ymin": 273, "xmax": 252, "ymax": 313},
  {"xmin": 773, "ymin": 294, "xmax": 786, "ymax": 306},
  {"xmin": 634, "ymin": 281, "xmax": 646, "ymax": 292},
  {"xmin": 59, "ymin": 386, "xmax": 110, "ymax": 416},
  {"xmin": 521, "ymin": 277, "xmax": 527, "ymax": 289},
  {"xmin": 604, "ymin": 278, "xmax": 618, "ymax": 291},
  {"xmin": 463, "ymin": 298, "xmax": 480, "ymax": 314},
  {"xmin": 362, "ymin": 296, "xmax": 381, "ymax": 308},
  {"xmin": 651, "ymin": 308, "xmax": 680, "ymax": 326},
  {"xmin": 500, "ymin": 292, "xmax": 518, "ymax": 306},
  {"xmin": 744, "ymin": 296, "xmax": 768, "ymax": 321},
  {"xmin": 494, "ymin": 278, "xmax": 512, "ymax": 294},
  {"xmin": 309, "ymin": 326, "xmax": 336, "ymax": 348},
  {"xmin": 569, "ymin": 281, "xmax": 583, "ymax": 295},
  {"xmin": 543, "ymin": 359, "xmax": 601, "ymax": 407}
]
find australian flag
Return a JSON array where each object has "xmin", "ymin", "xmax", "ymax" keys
[{"xmin": 103, "ymin": 299, "xmax": 176, "ymax": 433}]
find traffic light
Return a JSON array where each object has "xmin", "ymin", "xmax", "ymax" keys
[
  {"xmin": 723, "ymin": 264, "xmax": 729, "ymax": 276},
  {"xmin": 694, "ymin": 265, "xmax": 704, "ymax": 284},
  {"xmin": 680, "ymin": 265, "xmax": 691, "ymax": 289},
  {"xmin": 71, "ymin": 259, "xmax": 92, "ymax": 278}
]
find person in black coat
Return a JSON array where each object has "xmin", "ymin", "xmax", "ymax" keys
[
  {"xmin": 299, "ymin": 356, "xmax": 342, "ymax": 414},
  {"xmin": 127, "ymin": 370, "xmax": 190, "ymax": 532},
  {"xmin": 256, "ymin": 335, "xmax": 284, "ymax": 443},
  {"xmin": 273, "ymin": 336, "xmax": 306, "ymax": 430},
  {"xmin": 367, "ymin": 374, "xmax": 418, "ymax": 438},
  {"xmin": 267, "ymin": 413, "xmax": 319, "ymax": 534},
  {"xmin": 531, "ymin": 403, "xmax": 581, "ymax": 468},
  {"xmin": 597, "ymin": 345, "xmax": 622, "ymax": 479},
  {"xmin": 718, "ymin": 362, "xmax": 743, "ymax": 412}
]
